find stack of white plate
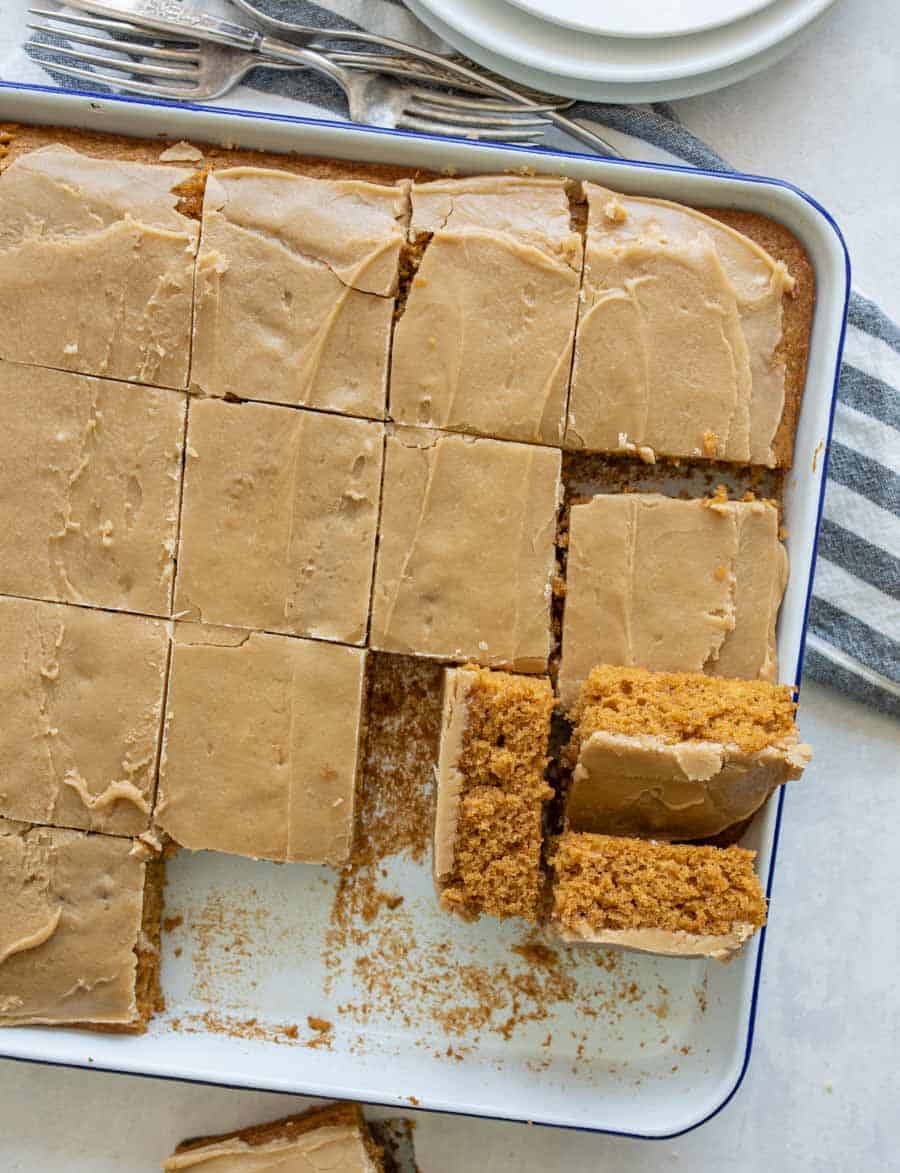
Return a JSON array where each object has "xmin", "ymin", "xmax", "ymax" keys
[{"xmin": 406, "ymin": 0, "xmax": 837, "ymax": 102}]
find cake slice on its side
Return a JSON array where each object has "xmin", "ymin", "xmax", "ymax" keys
[
  {"xmin": 434, "ymin": 666, "xmax": 555, "ymax": 922},
  {"xmin": 548, "ymin": 832, "xmax": 767, "ymax": 961},
  {"xmin": 162, "ymin": 1102, "xmax": 387, "ymax": 1171},
  {"xmin": 0, "ymin": 818, "xmax": 163, "ymax": 1031},
  {"xmin": 565, "ymin": 666, "xmax": 811, "ymax": 840}
]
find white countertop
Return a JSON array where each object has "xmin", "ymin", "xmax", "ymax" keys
[{"xmin": 1, "ymin": 1, "xmax": 899, "ymax": 1168}]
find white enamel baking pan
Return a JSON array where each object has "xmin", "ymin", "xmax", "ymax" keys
[{"xmin": 0, "ymin": 82, "xmax": 850, "ymax": 1139}]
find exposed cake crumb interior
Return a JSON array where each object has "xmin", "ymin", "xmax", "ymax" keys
[
  {"xmin": 570, "ymin": 665, "xmax": 798, "ymax": 754},
  {"xmin": 440, "ymin": 669, "xmax": 554, "ymax": 921},
  {"xmin": 551, "ymin": 833, "xmax": 768, "ymax": 936}
]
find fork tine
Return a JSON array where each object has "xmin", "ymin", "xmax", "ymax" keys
[
  {"xmin": 397, "ymin": 114, "xmax": 544, "ymax": 142},
  {"xmin": 27, "ymin": 38, "xmax": 199, "ymax": 82},
  {"xmin": 27, "ymin": 21, "xmax": 200, "ymax": 63},
  {"xmin": 26, "ymin": 56, "xmax": 193, "ymax": 99},
  {"xmin": 28, "ymin": 6, "xmax": 196, "ymax": 44},
  {"xmin": 404, "ymin": 99, "xmax": 551, "ymax": 131}
]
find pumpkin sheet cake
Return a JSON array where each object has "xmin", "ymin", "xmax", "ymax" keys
[
  {"xmin": 0, "ymin": 120, "xmax": 818, "ymax": 1013},
  {"xmin": 564, "ymin": 665, "xmax": 811, "ymax": 841}
]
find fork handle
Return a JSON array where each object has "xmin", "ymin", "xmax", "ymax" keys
[{"xmin": 256, "ymin": 37, "xmax": 352, "ymax": 96}]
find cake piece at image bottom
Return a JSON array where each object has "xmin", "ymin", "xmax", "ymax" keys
[
  {"xmin": 548, "ymin": 833, "xmax": 767, "ymax": 961},
  {"xmin": 162, "ymin": 1102, "xmax": 387, "ymax": 1172},
  {"xmin": 0, "ymin": 818, "xmax": 162, "ymax": 1030},
  {"xmin": 434, "ymin": 666, "xmax": 555, "ymax": 922},
  {"xmin": 565, "ymin": 666, "xmax": 811, "ymax": 840},
  {"xmin": 0, "ymin": 596, "xmax": 170, "ymax": 838},
  {"xmin": 156, "ymin": 625, "xmax": 366, "ymax": 866}
]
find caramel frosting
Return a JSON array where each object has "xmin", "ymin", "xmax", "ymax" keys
[
  {"xmin": 156, "ymin": 625, "xmax": 366, "ymax": 865},
  {"xmin": 567, "ymin": 184, "xmax": 795, "ymax": 465},
  {"xmin": 175, "ymin": 399, "xmax": 383, "ymax": 644},
  {"xmin": 390, "ymin": 176, "xmax": 582, "ymax": 445},
  {"xmin": 559, "ymin": 494, "xmax": 786, "ymax": 704},
  {"xmin": 710, "ymin": 499, "xmax": 788, "ymax": 684},
  {"xmin": 408, "ymin": 175, "xmax": 578, "ymax": 243},
  {"xmin": 191, "ymin": 167, "xmax": 408, "ymax": 417},
  {"xmin": 0, "ymin": 597, "xmax": 169, "ymax": 836},
  {"xmin": 158, "ymin": 141, "xmax": 205, "ymax": 163},
  {"xmin": 0, "ymin": 818, "xmax": 146, "ymax": 1026},
  {"xmin": 550, "ymin": 921, "xmax": 757, "ymax": 961},
  {"xmin": 162, "ymin": 1127, "xmax": 380, "ymax": 1172},
  {"xmin": 0, "ymin": 145, "xmax": 198, "ymax": 389},
  {"xmin": 370, "ymin": 428, "xmax": 561, "ymax": 671},
  {"xmin": 568, "ymin": 730, "xmax": 811, "ymax": 840},
  {"xmin": 0, "ymin": 358, "xmax": 186, "ymax": 616},
  {"xmin": 433, "ymin": 668, "xmax": 471, "ymax": 883}
]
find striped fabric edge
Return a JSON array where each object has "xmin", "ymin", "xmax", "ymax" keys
[
  {"xmin": 826, "ymin": 442, "xmax": 900, "ymax": 516},
  {"xmin": 803, "ymin": 636, "xmax": 900, "ymax": 721},
  {"xmin": 808, "ymin": 288, "xmax": 900, "ymax": 715},
  {"xmin": 807, "ymin": 592, "xmax": 899, "ymax": 677},
  {"xmin": 816, "ymin": 518, "xmax": 900, "ymax": 600},
  {"xmin": 837, "ymin": 365, "xmax": 900, "ymax": 431},
  {"xmin": 848, "ymin": 289, "xmax": 900, "ymax": 352}
]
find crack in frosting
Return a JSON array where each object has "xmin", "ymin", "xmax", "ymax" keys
[{"xmin": 390, "ymin": 176, "xmax": 583, "ymax": 445}]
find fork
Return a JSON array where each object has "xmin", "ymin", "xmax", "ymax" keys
[
  {"xmin": 229, "ymin": 0, "xmax": 620, "ymax": 157},
  {"xmin": 61, "ymin": 0, "xmax": 619, "ymax": 155},
  {"xmin": 27, "ymin": 8, "xmax": 554, "ymax": 141}
]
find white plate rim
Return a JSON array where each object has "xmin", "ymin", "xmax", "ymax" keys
[
  {"xmin": 412, "ymin": 0, "xmax": 836, "ymax": 82},
  {"xmin": 505, "ymin": 0, "xmax": 780, "ymax": 41},
  {"xmin": 406, "ymin": 0, "xmax": 828, "ymax": 103}
]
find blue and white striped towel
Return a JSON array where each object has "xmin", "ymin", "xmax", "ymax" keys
[{"xmin": 8, "ymin": 0, "xmax": 900, "ymax": 717}]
